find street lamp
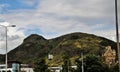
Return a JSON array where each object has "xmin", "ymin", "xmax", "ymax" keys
[
  {"xmin": 0, "ymin": 24, "xmax": 16, "ymax": 72},
  {"xmin": 115, "ymin": 0, "xmax": 120, "ymax": 72}
]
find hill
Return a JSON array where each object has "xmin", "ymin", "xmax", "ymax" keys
[{"xmin": 0, "ymin": 32, "xmax": 117, "ymax": 66}]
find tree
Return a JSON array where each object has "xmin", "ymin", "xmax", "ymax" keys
[
  {"xmin": 110, "ymin": 63, "xmax": 119, "ymax": 72},
  {"xmin": 62, "ymin": 52, "xmax": 75, "ymax": 72},
  {"xmin": 62, "ymin": 59, "xmax": 70, "ymax": 72},
  {"xmin": 34, "ymin": 58, "xmax": 50, "ymax": 72},
  {"xmin": 75, "ymin": 58, "xmax": 82, "ymax": 72},
  {"xmin": 76, "ymin": 54, "xmax": 108, "ymax": 72}
]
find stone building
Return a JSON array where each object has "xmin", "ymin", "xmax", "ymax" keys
[{"xmin": 103, "ymin": 46, "xmax": 116, "ymax": 66}]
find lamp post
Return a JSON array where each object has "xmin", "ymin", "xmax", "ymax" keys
[
  {"xmin": 0, "ymin": 24, "xmax": 16, "ymax": 72},
  {"xmin": 115, "ymin": 0, "xmax": 120, "ymax": 72}
]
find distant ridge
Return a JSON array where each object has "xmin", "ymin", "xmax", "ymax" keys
[{"xmin": 0, "ymin": 32, "xmax": 116, "ymax": 66}]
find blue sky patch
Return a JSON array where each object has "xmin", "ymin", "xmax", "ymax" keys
[
  {"xmin": 24, "ymin": 27, "xmax": 44, "ymax": 36},
  {"xmin": 0, "ymin": 0, "xmax": 37, "ymax": 12}
]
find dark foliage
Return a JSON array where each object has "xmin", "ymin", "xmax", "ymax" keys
[
  {"xmin": 34, "ymin": 58, "xmax": 50, "ymax": 72},
  {"xmin": 75, "ymin": 54, "xmax": 109, "ymax": 72}
]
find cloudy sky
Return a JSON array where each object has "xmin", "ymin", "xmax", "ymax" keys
[{"xmin": 0, "ymin": 0, "xmax": 120, "ymax": 54}]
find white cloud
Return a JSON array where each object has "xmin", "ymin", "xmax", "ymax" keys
[
  {"xmin": 0, "ymin": 22, "xmax": 10, "ymax": 26},
  {"xmin": 39, "ymin": 0, "xmax": 116, "ymax": 17}
]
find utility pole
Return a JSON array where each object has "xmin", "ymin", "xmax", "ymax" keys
[
  {"xmin": 115, "ymin": 0, "xmax": 120, "ymax": 72},
  {"xmin": 81, "ymin": 52, "xmax": 84, "ymax": 72}
]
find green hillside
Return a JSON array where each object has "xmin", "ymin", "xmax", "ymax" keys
[{"xmin": 0, "ymin": 32, "xmax": 116, "ymax": 66}]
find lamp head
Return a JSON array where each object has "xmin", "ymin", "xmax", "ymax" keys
[{"xmin": 11, "ymin": 25, "xmax": 16, "ymax": 27}]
